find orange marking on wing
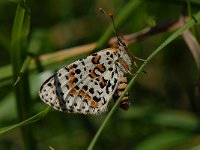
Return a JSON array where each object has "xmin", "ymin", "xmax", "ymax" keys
[
  {"xmin": 69, "ymin": 71, "xmax": 75, "ymax": 77},
  {"xmin": 69, "ymin": 65, "xmax": 73, "ymax": 69},
  {"xmin": 68, "ymin": 69, "xmax": 76, "ymax": 88},
  {"xmin": 79, "ymin": 90, "xmax": 91, "ymax": 100},
  {"xmin": 92, "ymin": 55, "xmax": 101, "ymax": 64},
  {"xmin": 85, "ymin": 95, "xmax": 91, "ymax": 101},
  {"xmin": 90, "ymin": 101, "xmax": 99, "ymax": 108},
  {"xmin": 71, "ymin": 89, "xmax": 78, "ymax": 95},
  {"xmin": 99, "ymin": 77, "xmax": 106, "ymax": 88},
  {"xmin": 78, "ymin": 90, "xmax": 100, "ymax": 110},
  {"xmin": 79, "ymin": 90, "xmax": 85, "ymax": 97},
  {"xmin": 90, "ymin": 70, "xmax": 97, "ymax": 78},
  {"xmin": 69, "ymin": 77, "xmax": 75, "ymax": 88},
  {"xmin": 96, "ymin": 64, "xmax": 106, "ymax": 73}
]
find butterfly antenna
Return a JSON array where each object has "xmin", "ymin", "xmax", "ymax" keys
[
  {"xmin": 99, "ymin": 8, "xmax": 146, "ymax": 74},
  {"xmin": 99, "ymin": 8, "xmax": 121, "ymax": 41}
]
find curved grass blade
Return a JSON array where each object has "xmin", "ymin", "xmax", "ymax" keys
[
  {"xmin": 10, "ymin": 1, "xmax": 35, "ymax": 149},
  {"xmin": 0, "ymin": 106, "xmax": 50, "ymax": 134},
  {"xmin": 14, "ymin": 55, "xmax": 32, "ymax": 86}
]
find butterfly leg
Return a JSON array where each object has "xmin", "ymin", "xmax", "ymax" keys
[
  {"xmin": 118, "ymin": 58, "xmax": 136, "ymax": 76},
  {"xmin": 113, "ymin": 76, "xmax": 130, "ymax": 110},
  {"xmin": 133, "ymin": 55, "xmax": 145, "ymax": 62},
  {"xmin": 132, "ymin": 55, "xmax": 147, "ymax": 74}
]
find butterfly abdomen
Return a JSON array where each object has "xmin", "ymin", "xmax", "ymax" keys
[{"xmin": 113, "ymin": 76, "xmax": 130, "ymax": 110}]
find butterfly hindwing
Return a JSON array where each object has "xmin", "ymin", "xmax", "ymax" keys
[{"xmin": 39, "ymin": 74, "xmax": 67, "ymax": 112}]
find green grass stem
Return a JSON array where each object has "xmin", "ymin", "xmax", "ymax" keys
[
  {"xmin": 10, "ymin": 1, "xmax": 35, "ymax": 149},
  {"xmin": 0, "ymin": 106, "xmax": 50, "ymax": 134}
]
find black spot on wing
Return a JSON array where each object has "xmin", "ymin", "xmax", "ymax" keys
[
  {"xmin": 83, "ymin": 85, "xmax": 88, "ymax": 91},
  {"xmin": 73, "ymin": 64, "xmax": 78, "ymax": 68},
  {"xmin": 108, "ymin": 61, "xmax": 112, "ymax": 65},
  {"xmin": 83, "ymin": 99, "xmax": 88, "ymax": 105},
  {"xmin": 101, "ymin": 97, "xmax": 106, "ymax": 105},
  {"xmin": 75, "ymin": 85, "xmax": 80, "ymax": 90},
  {"xmin": 75, "ymin": 69, "xmax": 81, "ymax": 74},
  {"xmin": 47, "ymin": 83, "xmax": 52, "ymax": 87},
  {"xmin": 106, "ymin": 80, "xmax": 112, "ymax": 94},
  {"xmin": 93, "ymin": 96, "xmax": 101, "ymax": 102},
  {"xmin": 65, "ymin": 67, "xmax": 70, "ymax": 72},
  {"xmin": 111, "ymin": 71, "xmax": 115, "ymax": 78},
  {"xmin": 81, "ymin": 61, "xmax": 85, "ymax": 66},
  {"xmin": 106, "ymin": 52, "xmax": 110, "ymax": 55},
  {"xmin": 114, "ymin": 78, "xmax": 118, "ymax": 84},
  {"xmin": 110, "ymin": 54, "xmax": 114, "ymax": 58},
  {"xmin": 115, "ymin": 68, "xmax": 118, "ymax": 74},
  {"xmin": 108, "ymin": 67, "xmax": 113, "ymax": 71},
  {"xmin": 89, "ymin": 88, "xmax": 94, "ymax": 94},
  {"xmin": 65, "ymin": 76, "xmax": 69, "ymax": 80},
  {"xmin": 73, "ymin": 78, "xmax": 78, "ymax": 83},
  {"xmin": 97, "ymin": 91, "xmax": 103, "ymax": 95}
]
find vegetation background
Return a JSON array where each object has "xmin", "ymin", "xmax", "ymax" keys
[{"xmin": 0, "ymin": 0, "xmax": 200, "ymax": 149}]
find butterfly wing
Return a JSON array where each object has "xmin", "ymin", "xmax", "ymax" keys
[{"xmin": 39, "ymin": 49, "xmax": 125, "ymax": 114}]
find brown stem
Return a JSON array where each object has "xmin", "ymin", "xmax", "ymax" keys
[{"xmin": 38, "ymin": 16, "xmax": 189, "ymax": 63}]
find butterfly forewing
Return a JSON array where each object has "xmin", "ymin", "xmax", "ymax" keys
[{"xmin": 39, "ymin": 49, "xmax": 128, "ymax": 114}]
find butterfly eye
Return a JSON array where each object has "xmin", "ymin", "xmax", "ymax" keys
[{"xmin": 118, "ymin": 39, "xmax": 126, "ymax": 47}]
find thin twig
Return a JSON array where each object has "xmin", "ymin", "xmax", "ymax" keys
[
  {"xmin": 39, "ymin": 16, "xmax": 189, "ymax": 63},
  {"xmin": 0, "ymin": 16, "xmax": 190, "ymax": 82}
]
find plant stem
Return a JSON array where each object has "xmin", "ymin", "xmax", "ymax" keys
[{"xmin": 11, "ymin": 1, "xmax": 35, "ymax": 149}]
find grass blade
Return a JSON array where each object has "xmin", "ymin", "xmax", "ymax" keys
[
  {"xmin": 10, "ymin": 1, "xmax": 35, "ymax": 149},
  {"xmin": 0, "ymin": 106, "xmax": 50, "ymax": 134},
  {"xmin": 182, "ymin": 30, "xmax": 200, "ymax": 73}
]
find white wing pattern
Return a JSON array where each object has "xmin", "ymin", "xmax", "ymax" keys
[{"xmin": 39, "ymin": 48, "xmax": 131, "ymax": 115}]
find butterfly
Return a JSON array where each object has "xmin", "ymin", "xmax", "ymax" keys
[{"xmin": 39, "ymin": 9, "xmax": 143, "ymax": 115}]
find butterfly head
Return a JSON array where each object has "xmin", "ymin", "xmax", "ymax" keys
[{"xmin": 117, "ymin": 35, "xmax": 128, "ymax": 47}]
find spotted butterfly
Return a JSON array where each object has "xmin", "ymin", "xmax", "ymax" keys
[{"xmin": 39, "ymin": 10, "xmax": 143, "ymax": 115}]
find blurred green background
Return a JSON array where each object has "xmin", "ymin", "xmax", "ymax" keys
[{"xmin": 0, "ymin": 0, "xmax": 200, "ymax": 150}]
